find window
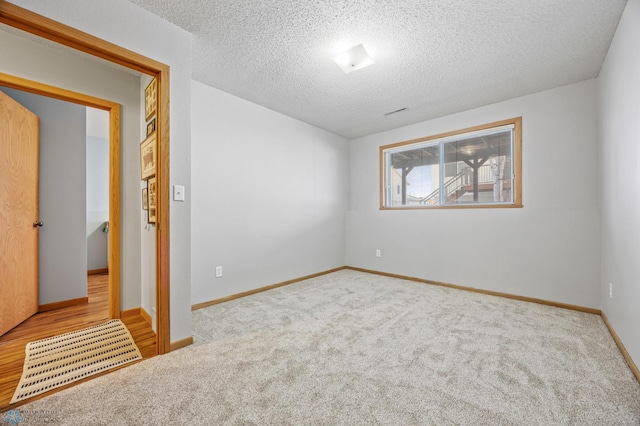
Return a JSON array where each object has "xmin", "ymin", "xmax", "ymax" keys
[{"xmin": 380, "ymin": 117, "xmax": 522, "ymax": 209}]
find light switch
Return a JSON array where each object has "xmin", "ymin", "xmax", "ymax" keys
[{"xmin": 173, "ymin": 185, "xmax": 185, "ymax": 201}]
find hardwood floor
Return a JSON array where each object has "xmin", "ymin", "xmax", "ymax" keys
[{"xmin": 0, "ymin": 273, "xmax": 156, "ymax": 410}]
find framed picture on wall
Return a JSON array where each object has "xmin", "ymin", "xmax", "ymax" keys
[
  {"xmin": 146, "ymin": 118, "xmax": 156, "ymax": 136},
  {"xmin": 142, "ymin": 187, "xmax": 148, "ymax": 210},
  {"xmin": 148, "ymin": 177, "xmax": 157, "ymax": 224},
  {"xmin": 145, "ymin": 78, "xmax": 157, "ymax": 121},
  {"xmin": 140, "ymin": 133, "xmax": 156, "ymax": 180}
]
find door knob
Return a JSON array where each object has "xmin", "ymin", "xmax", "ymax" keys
[{"xmin": 33, "ymin": 221, "xmax": 43, "ymax": 227}]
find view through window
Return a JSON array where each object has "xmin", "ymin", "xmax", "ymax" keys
[{"xmin": 381, "ymin": 117, "xmax": 522, "ymax": 209}]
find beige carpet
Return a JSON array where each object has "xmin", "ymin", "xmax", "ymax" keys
[
  {"xmin": 11, "ymin": 319, "xmax": 142, "ymax": 404},
  {"xmin": 3, "ymin": 270, "xmax": 639, "ymax": 424}
]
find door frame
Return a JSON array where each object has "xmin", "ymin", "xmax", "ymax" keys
[
  {"xmin": 0, "ymin": 3, "xmax": 171, "ymax": 354},
  {"xmin": 0, "ymin": 72, "xmax": 121, "ymax": 319}
]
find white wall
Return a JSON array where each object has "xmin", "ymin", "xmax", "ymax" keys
[
  {"xmin": 86, "ymin": 135, "xmax": 109, "ymax": 271},
  {"xmin": 597, "ymin": 0, "xmax": 640, "ymax": 368},
  {"xmin": 141, "ymin": 214, "xmax": 156, "ymax": 331},
  {"xmin": 1, "ymin": 87, "xmax": 87, "ymax": 305},
  {"xmin": 191, "ymin": 80, "xmax": 349, "ymax": 304},
  {"xmin": 347, "ymin": 79, "xmax": 601, "ymax": 309},
  {"xmin": 141, "ymin": 73, "xmax": 157, "ymax": 331},
  {"xmin": 6, "ymin": 0, "xmax": 193, "ymax": 343}
]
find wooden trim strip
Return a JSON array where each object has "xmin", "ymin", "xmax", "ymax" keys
[
  {"xmin": 380, "ymin": 204, "xmax": 524, "ymax": 210},
  {"xmin": 346, "ymin": 266, "xmax": 601, "ymax": 315},
  {"xmin": 38, "ymin": 297, "xmax": 88, "ymax": 313},
  {"xmin": 156, "ymin": 69, "xmax": 171, "ymax": 355},
  {"xmin": 170, "ymin": 337, "xmax": 193, "ymax": 352},
  {"xmin": 601, "ymin": 312, "xmax": 640, "ymax": 384},
  {"xmin": 120, "ymin": 307, "xmax": 141, "ymax": 320},
  {"xmin": 121, "ymin": 307, "xmax": 153, "ymax": 330},
  {"xmin": 87, "ymin": 268, "xmax": 109, "ymax": 275},
  {"xmin": 0, "ymin": 3, "xmax": 164, "ymax": 76},
  {"xmin": 513, "ymin": 116, "xmax": 523, "ymax": 206},
  {"xmin": 383, "ymin": 117, "xmax": 522, "ymax": 151},
  {"xmin": 140, "ymin": 307, "xmax": 152, "ymax": 328},
  {"xmin": 192, "ymin": 267, "xmax": 347, "ymax": 311},
  {"xmin": 0, "ymin": 72, "xmax": 118, "ymax": 110},
  {"xmin": 109, "ymin": 105, "xmax": 121, "ymax": 321}
]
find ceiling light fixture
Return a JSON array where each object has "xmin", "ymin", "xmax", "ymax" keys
[{"xmin": 331, "ymin": 43, "xmax": 375, "ymax": 74}]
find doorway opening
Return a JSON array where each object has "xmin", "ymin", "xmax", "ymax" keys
[
  {"xmin": 0, "ymin": 77, "xmax": 159, "ymax": 410},
  {"xmin": 0, "ymin": 73, "xmax": 122, "ymax": 322},
  {"xmin": 86, "ymin": 107, "xmax": 110, "ymax": 279},
  {"xmin": 0, "ymin": 87, "xmax": 113, "ymax": 328},
  {"xmin": 85, "ymin": 106, "xmax": 111, "ymax": 339},
  {"xmin": 0, "ymin": 2, "xmax": 171, "ymax": 355}
]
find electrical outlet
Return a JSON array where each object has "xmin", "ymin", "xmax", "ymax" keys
[
  {"xmin": 376, "ymin": 249, "xmax": 381, "ymax": 258},
  {"xmin": 609, "ymin": 282, "xmax": 613, "ymax": 299},
  {"xmin": 215, "ymin": 266, "xmax": 223, "ymax": 278}
]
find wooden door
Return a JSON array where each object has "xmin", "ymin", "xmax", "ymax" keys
[{"xmin": 0, "ymin": 90, "xmax": 39, "ymax": 336}]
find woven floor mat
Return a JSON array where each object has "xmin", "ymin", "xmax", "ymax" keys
[{"xmin": 11, "ymin": 319, "xmax": 142, "ymax": 404}]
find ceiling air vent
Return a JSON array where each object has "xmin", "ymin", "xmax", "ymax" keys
[{"xmin": 384, "ymin": 107, "xmax": 408, "ymax": 116}]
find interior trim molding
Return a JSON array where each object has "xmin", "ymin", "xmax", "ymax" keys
[
  {"xmin": 87, "ymin": 268, "xmax": 109, "ymax": 275},
  {"xmin": 1, "ymin": 1, "xmax": 171, "ymax": 354},
  {"xmin": 140, "ymin": 307, "xmax": 152, "ymax": 328},
  {"xmin": 379, "ymin": 116, "xmax": 523, "ymax": 210},
  {"xmin": 346, "ymin": 266, "xmax": 602, "ymax": 315},
  {"xmin": 350, "ymin": 267, "xmax": 640, "ymax": 382},
  {"xmin": 120, "ymin": 307, "xmax": 142, "ymax": 318},
  {"xmin": 0, "ymin": 3, "xmax": 165, "ymax": 75},
  {"xmin": 191, "ymin": 267, "xmax": 347, "ymax": 311},
  {"xmin": 192, "ymin": 265, "xmax": 601, "ymax": 315},
  {"xmin": 601, "ymin": 312, "xmax": 640, "ymax": 384},
  {"xmin": 170, "ymin": 337, "xmax": 193, "ymax": 352},
  {"xmin": 38, "ymin": 297, "xmax": 88, "ymax": 313},
  {"xmin": 188, "ymin": 264, "xmax": 639, "ymax": 385},
  {"xmin": 0, "ymin": 71, "xmax": 122, "ymax": 323},
  {"xmin": 122, "ymin": 306, "xmax": 153, "ymax": 329}
]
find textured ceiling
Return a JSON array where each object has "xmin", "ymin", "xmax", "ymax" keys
[{"xmin": 127, "ymin": 0, "xmax": 627, "ymax": 139}]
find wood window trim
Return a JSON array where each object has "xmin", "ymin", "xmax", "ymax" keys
[
  {"xmin": 379, "ymin": 117, "xmax": 523, "ymax": 210},
  {"xmin": 0, "ymin": 2, "xmax": 171, "ymax": 354}
]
